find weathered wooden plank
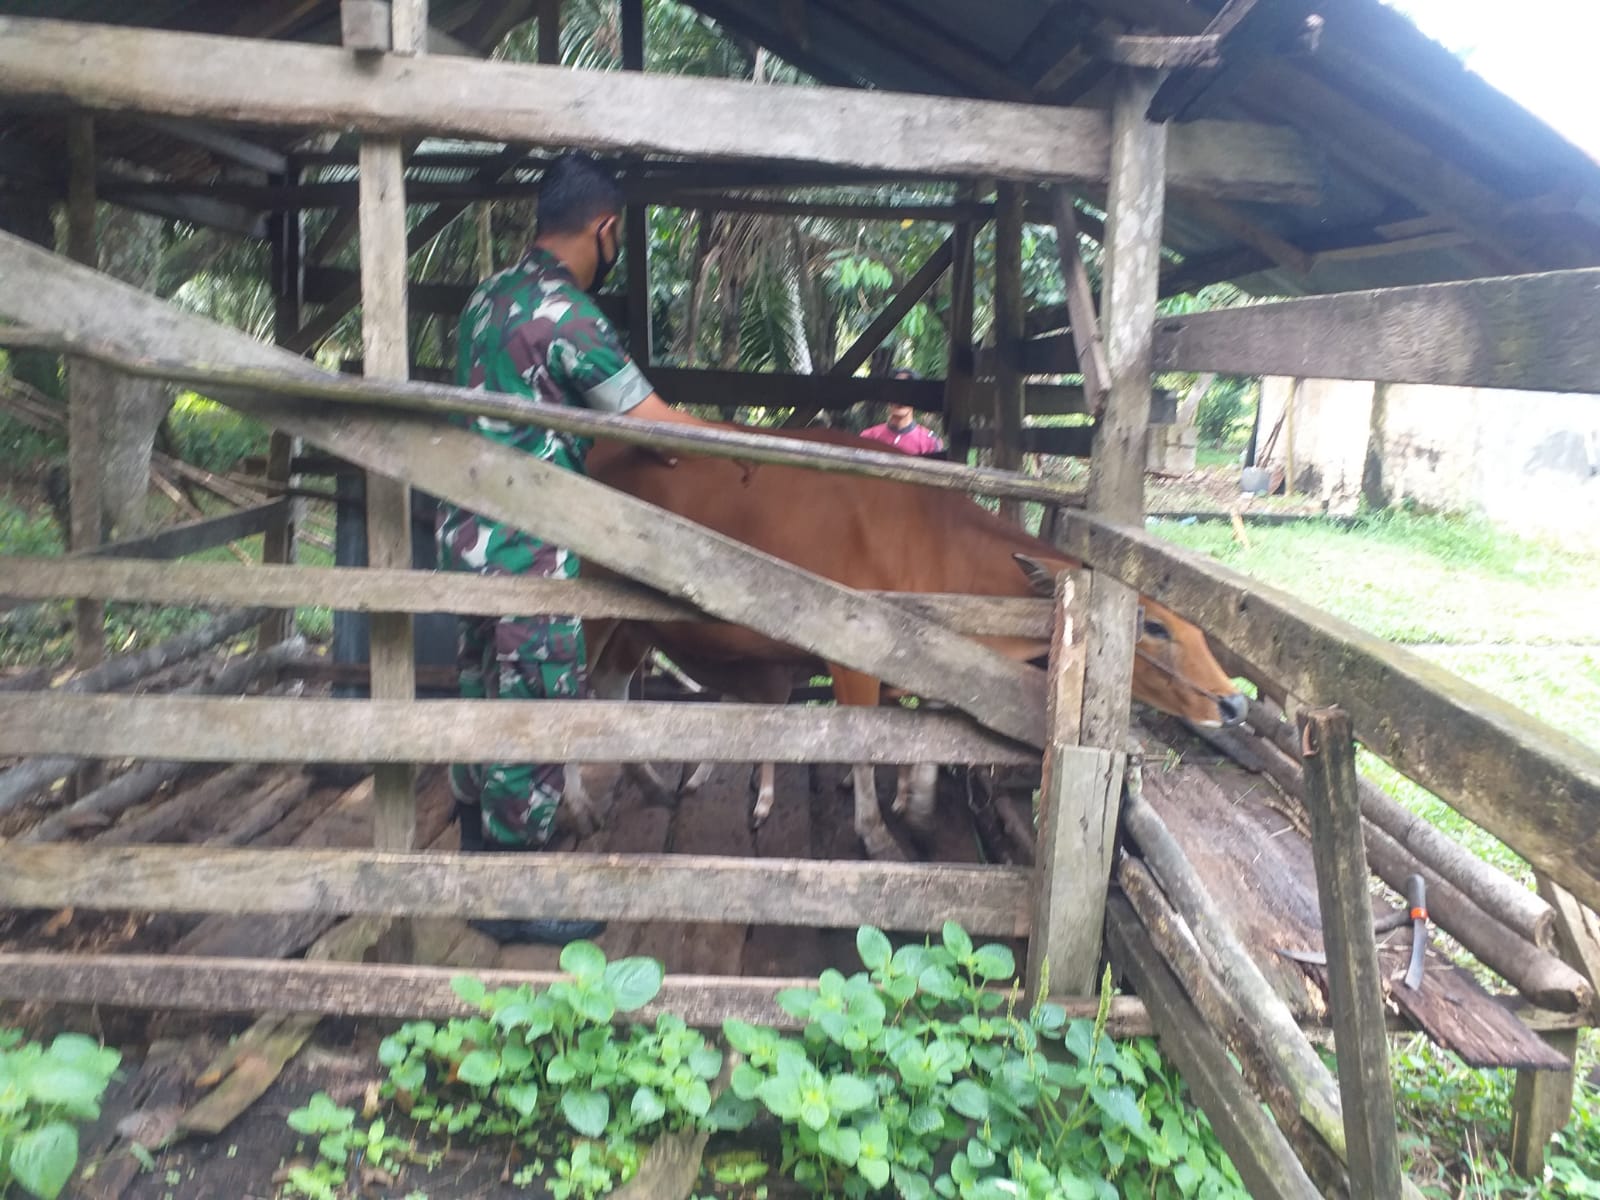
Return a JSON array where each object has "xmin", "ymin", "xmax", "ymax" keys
[
  {"xmin": 65, "ymin": 114, "xmax": 105, "ymax": 688},
  {"xmin": 0, "ymin": 237, "xmax": 1046, "ymax": 748},
  {"xmin": 1151, "ymin": 269, "xmax": 1600, "ymax": 393},
  {"xmin": 1510, "ymin": 1030, "xmax": 1579, "ymax": 1177},
  {"xmin": 354, "ymin": 82, "xmax": 419, "ymax": 869},
  {"xmin": 0, "ymin": 694, "xmax": 1038, "ymax": 767},
  {"xmin": 1049, "ymin": 187, "xmax": 1110, "ymax": 413},
  {"xmin": 1027, "ymin": 572, "xmax": 1122, "ymax": 998},
  {"xmin": 992, "ymin": 183, "xmax": 1026, "ymax": 521},
  {"xmin": 0, "ymin": 843, "xmax": 1035, "ymax": 934},
  {"xmin": 0, "ymin": 17, "xmax": 1320, "ymax": 200},
  {"xmin": 86, "ymin": 500, "xmax": 291, "ymax": 563},
  {"xmin": 0, "ymin": 324, "xmax": 1083, "ymax": 508},
  {"xmin": 0, "ymin": 952, "xmax": 1153, "ymax": 1034},
  {"xmin": 1105, "ymin": 897, "xmax": 1326, "ymax": 1200},
  {"xmin": 0, "ymin": 558, "xmax": 1055, "ymax": 638},
  {"xmin": 1053, "ymin": 512, "xmax": 1600, "ymax": 915},
  {"xmin": 1299, "ymin": 708, "xmax": 1403, "ymax": 1200}
]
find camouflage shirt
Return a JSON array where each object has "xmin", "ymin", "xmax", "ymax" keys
[
  {"xmin": 439, "ymin": 247, "xmax": 652, "ymax": 577},
  {"xmin": 455, "ymin": 245, "xmax": 651, "ymax": 471}
]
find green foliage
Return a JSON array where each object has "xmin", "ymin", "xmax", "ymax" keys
[
  {"xmin": 0, "ymin": 1029, "xmax": 121, "ymax": 1200},
  {"xmin": 165, "ymin": 393, "xmax": 269, "ymax": 475},
  {"xmin": 281, "ymin": 1092, "xmax": 427, "ymax": 1200},
  {"xmin": 724, "ymin": 923, "xmax": 1245, "ymax": 1199},
  {"xmin": 0, "ymin": 499, "xmax": 63, "ymax": 559},
  {"xmin": 0, "ymin": 414, "xmax": 65, "ymax": 475},
  {"xmin": 1393, "ymin": 1036, "xmax": 1600, "ymax": 1198},
  {"xmin": 1193, "ymin": 378, "xmax": 1255, "ymax": 448},
  {"xmin": 374, "ymin": 941, "xmax": 712, "ymax": 1200}
]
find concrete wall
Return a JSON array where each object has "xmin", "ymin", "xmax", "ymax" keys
[{"xmin": 1256, "ymin": 377, "xmax": 1600, "ymax": 545}]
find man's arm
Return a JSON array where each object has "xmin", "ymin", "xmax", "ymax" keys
[{"xmin": 626, "ymin": 392, "xmax": 722, "ymax": 431}]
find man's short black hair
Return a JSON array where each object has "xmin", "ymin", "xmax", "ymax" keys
[
  {"xmin": 889, "ymin": 367, "xmax": 922, "ymax": 381},
  {"xmin": 536, "ymin": 151, "xmax": 624, "ymax": 236}
]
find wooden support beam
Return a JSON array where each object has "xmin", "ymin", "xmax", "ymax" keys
[
  {"xmin": 1299, "ymin": 707, "xmax": 1404, "ymax": 1200},
  {"xmin": 0, "ymin": 693, "xmax": 1037, "ymax": 769},
  {"xmin": 621, "ymin": 0, "xmax": 651, "ymax": 366},
  {"xmin": 136, "ymin": 116, "xmax": 289, "ymax": 175},
  {"xmin": 65, "ymin": 115, "xmax": 104, "ymax": 675},
  {"xmin": 1049, "ymin": 511, "xmax": 1600, "ymax": 915},
  {"xmin": 0, "ymin": 843, "xmax": 1036, "ymax": 935},
  {"xmin": 261, "ymin": 165, "xmax": 304, "ymax": 649},
  {"xmin": 353, "ymin": 3, "xmax": 420, "ymax": 963},
  {"xmin": 0, "ymin": 559, "xmax": 1055, "ymax": 639},
  {"xmin": 1097, "ymin": 33, "xmax": 1221, "ymax": 71},
  {"xmin": 1151, "ymin": 269, "xmax": 1600, "ymax": 393},
  {"xmin": 992, "ymin": 182, "xmax": 1026, "ymax": 522},
  {"xmin": 786, "ymin": 233, "xmax": 957, "ymax": 426},
  {"xmin": 1146, "ymin": 0, "xmax": 1324, "ymax": 124},
  {"xmin": 944, "ymin": 190, "xmax": 978, "ymax": 463},
  {"xmin": 83, "ymin": 500, "xmax": 291, "ymax": 563},
  {"xmin": 0, "ymin": 952, "xmax": 1152, "ymax": 1035},
  {"xmin": 0, "ymin": 237, "xmax": 1054, "ymax": 746},
  {"xmin": 1026, "ymin": 572, "xmax": 1119, "ymax": 997},
  {"xmin": 0, "ymin": 17, "xmax": 1321, "ymax": 201},
  {"xmin": 1510, "ymin": 1030, "xmax": 1580, "ymax": 1178},
  {"xmin": 1049, "ymin": 187, "xmax": 1110, "ymax": 414},
  {"xmin": 1077, "ymin": 69, "xmax": 1165, "ymax": 758}
]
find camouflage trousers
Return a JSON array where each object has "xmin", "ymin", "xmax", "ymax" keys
[{"xmin": 438, "ymin": 509, "xmax": 586, "ymax": 849}]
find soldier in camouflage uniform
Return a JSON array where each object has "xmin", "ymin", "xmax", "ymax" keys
[{"xmin": 439, "ymin": 153, "xmax": 717, "ymax": 942}]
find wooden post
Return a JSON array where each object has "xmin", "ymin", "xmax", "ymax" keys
[
  {"xmin": 65, "ymin": 116, "xmax": 104, "ymax": 671},
  {"xmin": 620, "ymin": 0, "xmax": 650, "ymax": 364},
  {"xmin": 350, "ymin": 0, "xmax": 421, "ymax": 958},
  {"xmin": 993, "ymin": 181, "xmax": 1025, "ymax": 523},
  {"xmin": 1299, "ymin": 707, "xmax": 1403, "ymax": 1200},
  {"xmin": 1048, "ymin": 186, "xmax": 1109, "ymax": 414},
  {"xmin": 1077, "ymin": 67, "xmax": 1165, "ymax": 753},
  {"xmin": 944, "ymin": 190, "xmax": 977, "ymax": 465},
  {"xmin": 64, "ymin": 114, "xmax": 106, "ymax": 796},
  {"xmin": 1027, "ymin": 570, "xmax": 1124, "ymax": 998},
  {"xmin": 1511, "ymin": 873, "xmax": 1599, "ymax": 1175},
  {"xmin": 538, "ymin": 0, "xmax": 561, "ymax": 64},
  {"xmin": 261, "ymin": 163, "xmax": 304, "ymax": 648}
]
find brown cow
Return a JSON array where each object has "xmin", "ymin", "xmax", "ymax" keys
[{"xmin": 578, "ymin": 428, "xmax": 1245, "ymax": 858}]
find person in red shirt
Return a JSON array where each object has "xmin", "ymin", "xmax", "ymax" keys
[{"xmin": 859, "ymin": 368, "xmax": 945, "ymax": 456}]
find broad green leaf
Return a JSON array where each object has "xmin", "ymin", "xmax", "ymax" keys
[
  {"xmin": 491, "ymin": 1001, "xmax": 540, "ymax": 1031},
  {"xmin": 389, "ymin": 1061, "xmax": 427, "ymax": 1094},
  {"xmin": 560, "ymin": 1089, "xmax": 610, "ymax": 1138},
  {"xmin": 604, "ymin": 956, "xmax": 664, "ymax": 1012},
  {"xmin": 546, "ymin": 1055, "xmax": 578, "ymax": 1085},
  {"xmin": 799, "ymin": 1096, "xmax": 831, "ymax": 1131},
  {"xmin": 948, "ymin": 1079, "xmax": 990, "ymax": 1121},
  {"xmin": 856, "ymin": 926, "xmax": 893, "ymax": 972},
  {"xmin": 858, "ymin": 1155, "xmax": 891, "ymax": 1189},
  {"xmin": 730, "ymin": 1062, "xmax": 764, "ymax": 1101},
  {"xmin": 1175, "ymin": 1160, "xmax": 1201, "ymax": 1196},
  {"xmin": 965, "ymin": 1137, "xmax": 995, "ymax": 1169},
  {"xmin": 46, "ymin": 1035, "xmax": 120, "ymax": 1081},
  {"xmin": 756, "ymin": 1076, "xmax": 804, "ymax": 1121},
  {"xmin": 377, "ymin": 1035, "xmax": 409, "ymax": 1067},
  {"xmin": 1094, "ymin": 1085, "xmax": 1153, "ymax": 1143},
  {"xmin": 456, "ymin": 1050, "xmax": 500, "ymax": 1089},
  {"xmin": 502, "ymin": 1082, "xmax": 540, "ymax": 1118},
  {"xmin": 688, "ymin": 1045, "xmax": 723, "ymax": 1079},
  {"xmin": 723, "ymin": 1019, "xmax": 762, "ymax": 1054},
  {"xmin": 705, "ymin": 1090, "xmax": 757, "ymax": 1132},
  {"xmin": 499, "ymin": 1040, "xmax": 534, "ymax": 1076},
  {"xmin": 826, "ymin": 1074, "xmax": 875, "ymax": 1114},
  {"xmin": 450, "ymin": 975, "xmax": 487, "ymax": 1007},
  {"xmin": 909, "ymin": 1104, "xmax": 945, "ymax": 1136},
  {"xmin": 631, "ymin": 1086, "xmax": 666, "ymax": 1124},
  {"xmin": 775, "ymin": 988, "xmax": 817, "ymax": 1020},
  {"xmin": 676, "ymin": 1077, "xmax": 712, "ymax": 1117},
  {"xmin": 970, "ymin": 944, "xmax": 1016, "ymax": 982},
  {"xmin": 558, "ymin": 939, "xmax": 607, "ymax": 983},
  {"xmin": 570, "ymin": 984, "xmax": 615, "ymax": 1025},
  {"xmin": 22, "ymin": 1061, "xmax": 108, "ymax": 1119},
  {"xmin": 892, "ymin": 1166, "xmax": 934, "ymax": 1200},
  {"xmin": 818, "ymin": 1125, "xmax": 861, "ymax": 1166},
  {"xmin": 941, "ymin": 922, "xmax": 974, "ymax": 961},
  {"xmin": 10, "ymin": 1122, "xmax": 79, "ymax": 1200}
]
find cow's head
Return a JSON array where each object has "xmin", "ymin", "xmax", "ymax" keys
[{"xmin": 1014, "ymin": 555, "xmax": 1247, "ymax": 728}]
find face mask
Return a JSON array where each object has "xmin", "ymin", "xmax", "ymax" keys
[{"xmin": 590, "ymin": 220, "xmax": 618, "ymax": 293}]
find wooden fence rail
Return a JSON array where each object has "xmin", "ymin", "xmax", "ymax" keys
[
  {"xmin": 0, "ymin": 844, "xmax": 1033, "ymax": 936},
  {"xmin": 0, "ymin": 557, "xmax": 1054, "ymax": 639},
  {"xmin": 1053, "ymin": 511, "xmax": 1600, "ymax": 914}
]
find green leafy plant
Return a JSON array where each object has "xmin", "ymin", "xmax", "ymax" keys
[
  {"xmin": 280, "ymin": 1091, "xmax": 423, "ymax": 1200},
  {"xmin": 0, "ymin": 1028, "xmax": 121, "ymax": 1200},
  {"xmin": 375, "ymin": 940, "xmax": 720, "ymax": 1200},
  {"xmin": 720, "ymin": 923, "xmax": 1246, "ymax": 1199}
]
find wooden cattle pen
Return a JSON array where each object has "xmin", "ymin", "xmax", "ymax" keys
[{"xmin": 1, "ymin": 1, "xmax": 1599, "ymax": 1197}]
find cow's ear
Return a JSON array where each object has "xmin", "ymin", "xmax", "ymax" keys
[{"xmin": 1012, "ymin": 553, "xmax": 1056, "ymax": 597}]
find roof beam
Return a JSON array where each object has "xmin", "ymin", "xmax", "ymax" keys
[
  {"xmin": 1145, "ymin": 0, "xmax": 1324, "ymax": 123},
  {"xmin": 0, "ymin": 17, "xmax": 1319, "ymax": 202}
]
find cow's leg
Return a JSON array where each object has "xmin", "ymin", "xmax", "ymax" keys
[
  {"xmin": 892, "ymin": 762, "xmax": 939, "ymax": 833},
  {"xmin": 830, "ymin": 666, "xmax": 902, "ymax": 861},
  {"xmin": 751, "ymin": 761, "xmax": 778, "ymax": 827},
  {"xmin": 575, "ymin": 622, "xmax": 677, "ymax": 815}
]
